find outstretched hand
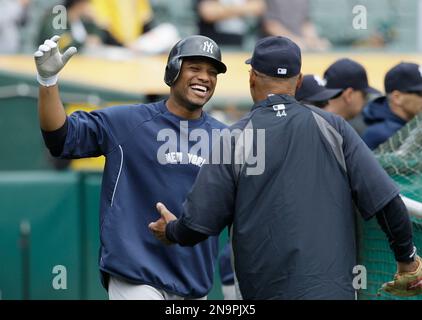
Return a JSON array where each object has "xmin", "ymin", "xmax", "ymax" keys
[
  {"xmin": 148, "ymin": 202, "xmax": 177, "ymax": 245},
  {"xmin": 34, "ymin": 35, "xmax": 77, "ymax": 86}
]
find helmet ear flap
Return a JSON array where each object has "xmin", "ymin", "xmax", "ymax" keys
[{"xmin": 164, "ymin": 57, "xmax": 182, "ymax": 86}]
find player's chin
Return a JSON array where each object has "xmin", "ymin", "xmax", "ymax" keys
[{"xmin": 187, "ymin": 95, "xmax": 211, "ymax": 109}]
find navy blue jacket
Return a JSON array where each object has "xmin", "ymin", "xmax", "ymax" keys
[
  {"xmin": 60, "ymin": 100, "xmax": 226, "ymax": 298},
  {"xmin": 219, "ymin": 243, "xmax": 234, "ymax": 285},
  {"xmin": 179, "ymin": 94, "xmax": 399, "ymax": 299},
  {"xmin": 362, "ymin": 96, "xmax": 407, "ymax": 150}
]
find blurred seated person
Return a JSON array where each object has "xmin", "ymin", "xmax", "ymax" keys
[
  {"xmin": 37, "ymin": 0, "xmax": 122, "ymax": 52},
  {"xmin": 261, "ymin": 0, "xmax": 330, "ymax": 51},
  {"xmin": 196, "ymin": 0, "xmax": 265, "ymax": 47},
  {"xmin": 362, "ymin": 62, "xmax": 422, "ymax": 150},
  {"xmin": 90, "ymin": 0, "xmax": 153, "ymax": 45},
  {"xmin": 295, "ymin": 74, "xmax": 342, "ymax": 108},
  {"xmin": 0, "ymin": 0, "xmax": 31, "ymax": 53},
  {"xmin": 91, "ymin": 0, "xmax": 179, "ymax": 55}
]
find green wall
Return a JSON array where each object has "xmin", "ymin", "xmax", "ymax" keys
[
  {"xmin": 0, "ymin": 171, "xmax": 225, "ymax": 300},
  {"xmin": 0, "ymin": 172, "xmax": 81, "ymax": 299}
]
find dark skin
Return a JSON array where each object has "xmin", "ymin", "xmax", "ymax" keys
[
  {"xmin": 248, "ymin": 69, "xmax": 303, "ymax": 103},
  {"xmin": 166, "ymin": 57, "xmax": 218, "ymax": 120}
]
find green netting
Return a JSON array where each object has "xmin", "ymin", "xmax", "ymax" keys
[
  {"xmin": 358, "ymin": 112, "xmax": 422, "ymax": 300},
  {"xmin": 358, "ymin": 217, "xmax": 422, "ymax": 300},
  {"xmin": 376, "ymin": 113, "xmax": 422, "ymax": 201}
]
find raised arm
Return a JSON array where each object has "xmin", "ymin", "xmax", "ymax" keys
[{"xmin": 34, "ymin": 35, "xmax": 77, "ymax": 131}]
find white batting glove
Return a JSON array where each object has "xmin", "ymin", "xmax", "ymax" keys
[{"xmin": 34, "ymin": 35, "xmax": 77, "ymax": 87}]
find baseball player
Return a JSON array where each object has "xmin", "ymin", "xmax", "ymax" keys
[
  {"xmin": 150, "ymin": 36, "xmax": 421, "ymax": 299},
  {"xmin": 295, "ymin": 74, "xmax": 342, "ymax": 108},
  {"xmin": 322, "ymin": 58, "xmax": 381, "ymax": 136},
  {"xmin": 362, "ymin": 62, "xmax": 422, "ymax": 150},
  {"xmin": 34, "ymin": 35, "xmax": 227, "ymax": 300}
]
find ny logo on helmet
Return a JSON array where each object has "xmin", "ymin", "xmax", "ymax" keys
[{"xmin": 202, "ymin": 41, "xmax": 214, "ymax": 54}]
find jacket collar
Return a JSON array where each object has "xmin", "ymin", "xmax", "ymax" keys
[{"xmin": 251, "ymin": 94, "xmax": 298, "ymax": 111}]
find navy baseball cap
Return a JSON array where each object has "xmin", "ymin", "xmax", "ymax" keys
[
  {"xmin": 245, "ymin": 36, "xmax": 301, "ymax": 78},
  {"xmin": 324, "ymin": 58, "xmax": 379, "ymax": 94},
  {"xmin": 296, "ymin": 74, "xmax": 343, "ymax": 102},
  {"xmin": 384, "ymin": 62, "xmax": 422, "ymax": 93}
]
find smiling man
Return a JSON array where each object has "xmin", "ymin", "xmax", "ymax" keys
[{"xmin": 34, "ymin": 35, "xmax": 227, "ymax": 299}]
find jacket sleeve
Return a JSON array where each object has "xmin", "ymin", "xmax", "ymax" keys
[
  {"xmin": 178, "ymin": 132, "xmax": 238, "ymax": 236},
  {"xmin": 58, "ymin": 109, "xmax": 120, "ymax": 159},
  {"xmin": 375, "ymin": 195, "xmax": 416, "ymax": 262},
  {"xmin": 341, "ymin": 119, "xmax": 400, "ymax": 219}
]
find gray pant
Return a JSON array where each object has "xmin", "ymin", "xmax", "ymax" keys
[{"xmin": 108, "ymin": 276, "xmax": 207, "ymax": 300}]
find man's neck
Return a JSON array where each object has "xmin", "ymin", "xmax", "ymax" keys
[
  {"xmin": 254, "ymin": 90, "xmax": 295, "ymax": 103},
  {"xmin": 390, "ymin": 103, "xmax": 410, "ymax": 122},
  {"xmin": 166, "ymin": 98, "xmax": 202, "ymax": 120},
  {"xmin": 325, "ymin": 103, "xmax": 350, "ymax": 120}
]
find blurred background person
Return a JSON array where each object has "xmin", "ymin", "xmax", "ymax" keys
[
  {"xmin": 90, "ymin": 0, "xmax": 154, "ymax": 46},
  {"xmin": 295, "ymin": 74, "xmax": 342, "ymax": 108},
  {"xmin": 323, "ymin": 58, "xmax": 380, "ymax": 135},
  {"xmin": 362, "ymin": 62, "xmax": 422, "ymax": 150},
  {"xmin": 37, "ymin": 0, "xmax": 122, "ymax": 52},
  {"xmin": 261, "ymin": 0, "xmax": 330, "ymax": 51},
  {"xmin": 195, "ymin": 0, "xmax": 265, "ymax": 47},
  {"xmin": 91, "ymin": 0, "xmax": 179, "ymax": 55},
  {"xmin": 0, "ymin": 0, "xmax": 31, "ymax": 53}
]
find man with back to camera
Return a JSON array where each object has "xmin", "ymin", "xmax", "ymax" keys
[
  {"xmin": 149, "ymin": 36, "xmax": 421, "ymax": 299},
  {"xmin": 323, "ymin": 58, "xmax": 380, "ymax": 135},
  {"xmin": 362, "ymin": 62, "xmax": 422, "ymax": 150},
  {"xmin": 34, "ymin": 34, "xmax": 228, "ymax": 299}
]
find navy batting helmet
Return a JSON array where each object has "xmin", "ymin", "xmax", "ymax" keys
[{"xmin": 164, "ymin": 35, "xmax": 227, "ymax": 86}]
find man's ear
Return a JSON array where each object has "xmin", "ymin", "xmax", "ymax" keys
[
  {"xmin": 390, "ymin": 90, "xmax": 402, "ymax": 106},
  {"xmin": 296, "ymin": 73, "xmax": 304, "ymax": 90},
  {"xmin": 342, "ymin": 87, "xmax": 354, "ymax": 103},
  {"xmin": 249, "ymin": 69, "xmax": 256, "ymax": 88}
]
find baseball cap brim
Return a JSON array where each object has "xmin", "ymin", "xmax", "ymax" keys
[
  {"xmin": 181, "ymin": 54, "xmax": 227, "ymax": 74},
  {"xmin": 211, "ymin": 59, "xmax": 227, "ymax": 74},
  {"xmin": 306, "ymin": 88, "xmax": 343, "ymax": 102},
  {"xmin": 405, "ymin": 83, "xmax": 422, "ymax": 92},
  {"xmin": 363, "ymin": 86, "xmax": 381, "ymax": 94},
  {"xmin": 245, "ymin": 58, "xmax": 252, "ymax": 65}
]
